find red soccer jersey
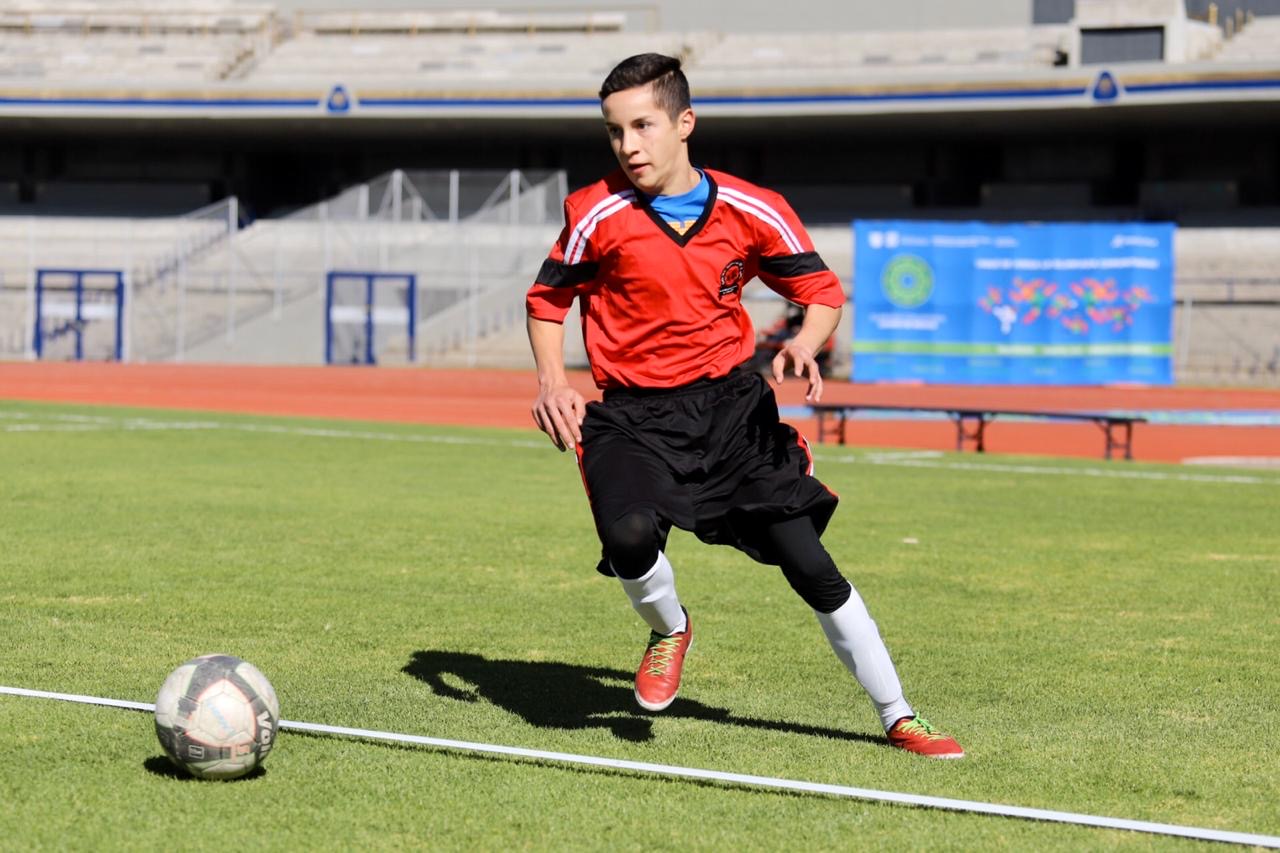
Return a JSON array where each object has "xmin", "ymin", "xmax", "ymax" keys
[{"xmin": 526, "ymin": 168, "xmax": 844, "ymax": 390}]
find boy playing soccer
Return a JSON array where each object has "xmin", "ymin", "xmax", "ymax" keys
[{"xmin": 525, "ymin": 53, "xmax": 963, "ymax": 758}]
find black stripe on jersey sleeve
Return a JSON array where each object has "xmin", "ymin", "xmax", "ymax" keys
[
  {"xmin": 536, "ymin": 258, "xmax": 600, "ymax": 288},
  {"xmin": 759, "ymin": 252, "xmax": 829, "ymax": 278}
]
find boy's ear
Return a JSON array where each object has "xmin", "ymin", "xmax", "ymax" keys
[{"xmin": 678, "ymin": 108, "xmax": 696, "ymax": 142}]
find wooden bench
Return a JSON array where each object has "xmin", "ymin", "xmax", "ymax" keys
[{"xmin": 811, "ymin": 403, "xmax": 1147, "ymax": 460}]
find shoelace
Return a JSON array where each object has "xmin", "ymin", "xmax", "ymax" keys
[
  {"xmin": 898, "ymin": 717, "xmax": 948, "ymax": 740},
  {"xmin": 643, "ymin": 634, "xmax": 684, "ymax": 676}
]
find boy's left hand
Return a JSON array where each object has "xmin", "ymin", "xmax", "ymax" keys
[{"xmin": 772, "ymin": 341, "xmax": 823, "ymax": 403}]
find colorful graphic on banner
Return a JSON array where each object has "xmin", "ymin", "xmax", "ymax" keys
[{"xmin": 852, "ymin": 220, "xmax": 1175, "ymax": 385}]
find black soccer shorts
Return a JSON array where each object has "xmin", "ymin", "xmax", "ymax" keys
[{"xmin": 576, "ymin": 365, "xmax": 838, "ymax": 570}]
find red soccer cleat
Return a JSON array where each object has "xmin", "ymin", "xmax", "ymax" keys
[
  {"xmin": 887, "ymin": 716, "xmax": 965, "ymax": 759},
  {"xmin": 633, "ymin": 609, "xmax": 693, "ymax": 712}
]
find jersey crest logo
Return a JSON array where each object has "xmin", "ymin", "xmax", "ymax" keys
[{"xmin": 719, "ymin": 259, "xmax": 746, "ymax": 298}]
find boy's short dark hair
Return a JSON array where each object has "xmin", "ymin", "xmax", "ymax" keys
[{"xmin": 598, "ymin": 53, "xmax": 691, "ymax": 118}]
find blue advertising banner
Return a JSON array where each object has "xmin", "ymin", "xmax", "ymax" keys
[{"xmin": 852, "ymin": 220, "xmax": 1175, "ymax": 385}]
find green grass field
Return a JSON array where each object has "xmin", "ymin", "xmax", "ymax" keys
[{"xmin": 1, "ymin": 400, "xmax": 1277, "ymax": 851}]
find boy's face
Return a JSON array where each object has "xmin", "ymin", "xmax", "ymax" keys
[{"xmin": 601, "ymin": 83, "xmax": 695, "ymax": 195}]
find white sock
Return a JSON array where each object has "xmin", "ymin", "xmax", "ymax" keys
[
  {"xmin": 616, "ymin": 551, "xmax": 687, "ymax": 636},
  {"xmin": 815, "ymin": 583, "xmax": 914, "ymax": 731}
]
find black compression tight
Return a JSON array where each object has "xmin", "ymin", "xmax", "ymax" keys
[
  {"xmin": 762, "ymin": 515, "xmax": 853, "ymax": 614},
  {"xmin": 602, "ymin": 511, "xmax": 670, "ymax": 579},
  {"xmin": 603, "ymin": 511, "xmax": 852, "ymax": 614}
]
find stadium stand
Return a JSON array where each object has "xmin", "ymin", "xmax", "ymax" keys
[
  {"xmin": 0, "ymin": 31, "xmax": 251, "ymax": 81},
  {"xmin": 294, "ymin": 7, "xmax": 628, "ymax": 34},
  {"xmin": 226, "ymin": 6, "xmax": 693, "ymax": 86},
  {"xmin": 0, "ymin": 1, "xmax": 1273, "ymax": 93},
  {"xmin": 247, "ymin": 24, "xmax": 1075, "ymax": 90},
  {"xmin": 0, "ymin": 2, "xmax": 273, "ymax": 82},
  {"xmin": 0, "ymin": 3, "xmax": 1082, "ymax": 89},
  {"xmin": 250, "ymin": 30, "xmax": 689, "ymax": 87},
  {"xmin": 689, "ymin": 27, "xmax": 1070, "ymax": 83},
  {"xmin": 1212, "ymin": 12, "xmax": 1280, "ymax": 59}
]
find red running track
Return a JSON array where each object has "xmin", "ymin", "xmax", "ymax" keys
[{"xmin": 2, "ymin": 362, "xmax": 1278, "ymax": 464}]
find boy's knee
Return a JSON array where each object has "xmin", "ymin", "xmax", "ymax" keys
[
  {"xmin": 781, "ymin": 559, "xmax": 853, "ymax": 613},
  {"xmin": 762, "ymin": 516, "xmax": 852, "ymax": 612},
  {"xmin": 603, "ymin": 511, "xmax": 662, "ymax": 579},
  {"xmin": 773, "ymin": 532, "xmax": 852, "ymax": 612}
]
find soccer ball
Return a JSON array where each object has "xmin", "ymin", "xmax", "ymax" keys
[{"xmin": 154, "ymin": 654, "xmax": 280, "ymax": 780}]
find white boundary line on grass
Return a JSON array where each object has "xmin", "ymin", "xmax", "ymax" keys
[
  {"xmin": 2, "ymin": 684, "xmax": 1277, "ymax": 849},
  {"xmin": 3, "ymin": 409, "xmax": 1279, "ymax": 486},
  {"xmin": 0, "ymin": 411, "xmax": 548, "ymax": 449},
  {"xmin": 823, "ymin": 454, "xmax": 1280, "ymax": 485}
]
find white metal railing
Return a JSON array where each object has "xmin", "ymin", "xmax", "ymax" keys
[{"xmin": 149, "ymin": 168, "xmax": 567, "ymax": 364}]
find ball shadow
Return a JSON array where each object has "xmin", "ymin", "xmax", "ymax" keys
[{"xmin": 143, "ymin": 755, "xmax": 267, "ymax": 781}]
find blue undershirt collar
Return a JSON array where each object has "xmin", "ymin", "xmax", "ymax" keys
[{"xmin": 646, "ymin": 168, "xmax": 708, "ymax": 235}]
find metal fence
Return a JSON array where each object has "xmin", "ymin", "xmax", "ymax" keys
[{"xmin": 188, "ymin": 169, "xmax": 565, "ymax": 365}]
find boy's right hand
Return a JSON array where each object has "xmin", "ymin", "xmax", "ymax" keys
[{"xmin": 532, "ymin": 384, "xmax": 586, "ymax": 451}]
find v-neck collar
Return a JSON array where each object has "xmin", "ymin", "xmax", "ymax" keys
[{"xmin": 635, "ymin": 171, "xmax": 718, "ymax": 248}]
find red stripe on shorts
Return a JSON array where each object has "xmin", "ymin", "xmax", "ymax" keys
[
  {"xmin": 574, "ymin": 441, "xmax": 593, "ymax": 502},
  {"xmin": 795, "ymin": 430, "xmax": 839, "ymax": 499}
]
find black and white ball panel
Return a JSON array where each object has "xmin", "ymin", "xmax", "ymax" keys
[{"xmin": 154, "ymin": 654, "xmax": 280, "ymax": 780}]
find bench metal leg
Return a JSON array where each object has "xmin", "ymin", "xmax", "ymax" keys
[
  {"xmin": 974, "ymin": 415, "xmax": 988, "ymax": 453},
  {"xmin": 949, "ymin": 413, "xmax": 989, "ymax": 453},
  {"xmin": 813, "ymin": 410, "xmax": 852, "ymax": 446},
  {"xmin": 1095, "ymin": 419, "xmax": 1135, "ymax": 461}
]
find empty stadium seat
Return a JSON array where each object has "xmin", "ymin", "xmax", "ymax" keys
[{"xmin": 0, "ymin": 2, "xmax": 271, "ymax": 82}]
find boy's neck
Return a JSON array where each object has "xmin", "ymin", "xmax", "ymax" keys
[{"xmin": 651, "ymin": 164, "xmax": 701, "ymax": 197}]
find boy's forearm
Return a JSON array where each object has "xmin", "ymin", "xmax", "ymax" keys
[
  {"xmin": 527, "ymin": 316, "xmax": 570, "ymax": 387},
  {"xmin": 791, "ymin": 304, "xmax": 842, "ymax": 353}
]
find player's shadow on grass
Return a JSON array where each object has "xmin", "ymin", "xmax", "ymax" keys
[{"xmin": 403, "ymin": 650, "xmax": 881, "ymax": 746}]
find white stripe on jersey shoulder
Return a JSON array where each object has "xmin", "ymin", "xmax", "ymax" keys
[
  {"xmin": 717, "ymin": 186, "xmax": 803, "ymax": 255},
  {"xmin": 568, "ymin": 195, "xmax": 632, "ymax": 264},
  {"xmin": 565, "ymin": 189, "xmax": 636, "ymax": 264}
]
